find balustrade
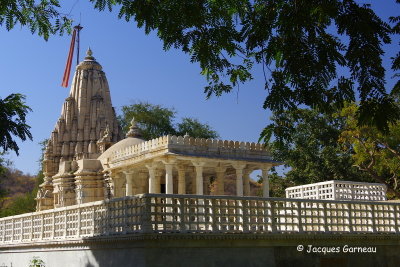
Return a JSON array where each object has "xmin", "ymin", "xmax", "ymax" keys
[{"xmin": 1, "ymin": 194, "xmax": 399, "ymax": 245}]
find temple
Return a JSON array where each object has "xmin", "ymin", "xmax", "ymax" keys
[
  {"xmin": 3, "ymin": 49, "xmax": 400, "ymax": 267},
  {"xmin": 36, "ymin": 49, "xmax": 279, "ymax": 211}
]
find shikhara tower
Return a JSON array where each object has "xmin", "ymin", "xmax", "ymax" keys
[{"xmin": 36, "ymin": 49, "xmax": 122, "ymax": 210}]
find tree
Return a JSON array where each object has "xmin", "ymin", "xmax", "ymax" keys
[
  {"xmin": 0, "ymin": 94, "xmax": 32, "ymax": 155},
  {"xmin": 91, "ymin": 0, "xmax": 400, "ymax": 134},
  {"xmin": 176, "ymin": 118, "xmax": 219, "ymax": 139},
  {"xmin": 0, "ymin": 155, "xmax": 11, "ymax": 207},
  {"xmin": 268, "ymin": 108, "xmax": 370, "ymax": 186},
  {"xmin": 257, "ymin": 171, "xmax": 295, "ymax": 198},
  {"xmin": 339, "ymin": 103, "xmax": 400, "ymax": 198},
  {"xmin": 119, "ymin": 101, "xmax": 219, "ymax": 140},
  {"xmin": 0, "ymin": 0, "xmax": 71, "ymax": 40},
  {"xmin": 0, "ymin": 139, "xmax": 48, "ymax": 217},
  {"xmin": 0, "ymin": 1, "xmax": 71, "ymax": 155},
  {"xmin": 120, "ymin": 102, "xmax": 176, "ymax": 140}
]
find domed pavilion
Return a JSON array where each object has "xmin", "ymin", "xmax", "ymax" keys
[{"xmin": 36, "ymin": 49, "xmax": 279, "ymax": 211}]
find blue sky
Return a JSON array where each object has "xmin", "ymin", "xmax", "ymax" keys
[{"xmin": 1, "ymin": 1, "xmax": 399, "ymax": 175}]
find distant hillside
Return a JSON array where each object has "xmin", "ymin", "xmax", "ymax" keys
[{"xmin": 0, "ymin": 168, "xmax": 36, "ymax": 213}]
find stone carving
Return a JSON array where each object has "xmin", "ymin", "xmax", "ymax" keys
[
  {"xmin": 36, "ymin": 50, "xmax": 280, "ymax": 212},
  {"xmin": 36, "ymin": 49, "xmax": 122, "ymax": 210}
]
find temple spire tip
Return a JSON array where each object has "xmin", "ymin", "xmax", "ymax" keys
[{"xmin": 84, "ymin": 47, "xmax": 95, "ymax": 61}]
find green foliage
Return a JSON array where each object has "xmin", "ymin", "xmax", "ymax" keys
[
  {"xmin": 91, "ymin": 0, "xmax": 400, "ymax": 133},
  {"xmin": 0, "ymin": 191, "xmax": 36, "ymax": 218},
  {"xmin": 339, "ymin": 103, "xmax": 400, "ymax": 198},
  {"xmin": 119, "ymin": 101, "xmax": 219, "ymax": 140},
  {"xmin": 29, "ymin": 257, "xmax": 45, "ymax": 267},
  {"xmin": 0, "ymin": 0, "xmax": 71, "ymax": 40},
  {"xmin": 119, "ymin": 102, "xmax": 177, "ymax": 140},
  {"xmin": 257, "ymin": 170, "xmax": 295, "ymax": 198},
  {"xmin": 0, "ymin": 155, "xmax": 10, "ymax": 200},
  {"xmin": 268, "ymin": 108, "xmax": 370, "ymax": 186},
  {"xmin": 176, "ymin": 118, "xmax": 219, "ymax": 139},
  {"xmin": 0, "ymin": 164, "xmax": 36, "ymax": 217},
  {"xmin": 0, "ymin": 94, "xmax": 33, "ymax": 155},
  {"xmin": 0, "ymin": 139, "xmax": 47, "ymax": 218}
]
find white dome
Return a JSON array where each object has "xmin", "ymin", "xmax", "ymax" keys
[{"xmin": 98, "ymin": 137, "xmax": 144, "ymax": 161}]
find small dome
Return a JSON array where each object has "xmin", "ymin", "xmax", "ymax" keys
[
  {"xmin": 98, "ymin": 136, "xmax": 144, "ymax": 161},
  {"xmin": 98, "ymin": 117, "xmax": 145, "ymax": 161}
]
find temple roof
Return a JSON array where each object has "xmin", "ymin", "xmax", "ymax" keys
[
  {"xmin": 43, "ymin": 48, "xmax": 122, "ymax": 176},
  {"xmin": 98, "ymin": 118, "xmax": 145, "ymax": 161}
]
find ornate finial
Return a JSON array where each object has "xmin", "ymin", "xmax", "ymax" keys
[
  {"xmin": 98, "ymin": 124, "xmax": 111, "ymax": 143},
  {"xmin": 126, "ymin": 117, "xmax": 142, "ymax": 138},
  {"xmin": 85, "ymin": 47, "xmax": 95, "ymax": 61},
  {"xmin": 184, "ymin": 132, "xmax": 190, "ymax": 138},
  {"xmin": 103, "ymin": 124, "xmax": 110, "ymax": 137}
]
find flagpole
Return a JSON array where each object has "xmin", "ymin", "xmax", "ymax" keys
[
  {"xmin": 61, "ymin": 25, "xmax": 83, "ymax": 88},
  {"xmin": 75, "ymin": 24, "xmax": 83, "ymax": 65}
]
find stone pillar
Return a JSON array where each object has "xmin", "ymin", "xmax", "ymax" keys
[
  {"xmin": 165, "ymin": 163, "xmax": 174, "ymax": 194},
  {"xmin": 123, "ymin": 170, "xmax": 134, "ymax": 196},
  {"xmin": 192, "ymin": 161, "xmax": 206, "ymax": 195},
  {"xmin": 243, "ymin": 169, "xmax": 251, "ymax": 196},
  {"xmin": 139, "ymin": 171, "xmax": 148, "ymax": 194},
  {"xmin": 191, "ymin": 169, "xmax": 196, "ymax": 194},
  {"xmin": 178, "ymin": 166, "xmax": 186, "ymax": 194},
  {"xmin": 232, "ymin": 163, "xmax": 246, "ymax": 197},
  {"xmin": 146, "ymin": 164, "xmax": 157, "ymax": 194},
  {"xmin": 155, "ymin": 170, "xmax": 163, "ymax": 194},
  {"xmin": 215, "ymin": 166, "xmax": 226, "ymax": 195},
  {"xmin": 103, "ymin": 170, "xmax": 114, "ymax": 199},
  {"xmin": 74, "ymin": 159, "xmax": 104, "ymax": 205},
  {"xmin": 262, "ymin": 166, "xmax": 270, "ymax": 198}
]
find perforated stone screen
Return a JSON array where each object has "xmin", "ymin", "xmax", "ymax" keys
[{"xmin": 285, "ymin": 180, "xmax": 387, "ymax": 201}]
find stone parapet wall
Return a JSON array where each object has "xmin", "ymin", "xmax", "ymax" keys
[
  {"xmin": 1, "ymin": 194, "xmax": 400, "ymax": 247},
  {"xmin": 108, "ymin": 135, "xmax": 274, "ymax": 165}
]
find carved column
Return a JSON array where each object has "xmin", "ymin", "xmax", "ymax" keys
[
  {"xmin": 190, "ymin": 168, "xmax": 196, "ymax": 194},
  {"xmin": 113, "ymin": 172, "xmax": 124, "ymax": 198},
  {"xmin": 164, "ymin": 164, "xmax": 174, "ymax": 195},
  {"xmin": 192, "ymin": 161, "xmax": 206, "ymax": 195},
  {"xmin": 215, "ymin": 166, "xmax": 226, "ymax": 195},
  {"xmin": 146, "ymin": 164, "xmax": 157, "ymax": 194},
  {"xmin": 155, "ymin": 170, "xmax": 163, "ymax": 194},
  {"xmin": 178, "ymin": 165, "xmax": 186, "ymax": 194},
  {"xmin": 243, "ymin": 169, "xmax": 251, "ymax": 196},
  {"xmin": 138, "ymin": 171, "xmax": 148, "ymax": 194},
  {"xmin": 103, "ymin": 170, "xmax": 114, "ymax": 200},
  {"xmin": 232, "ymin": 163, "xmax": 246, "ymax": 196},
  {"xmin": 123, "ymin": 170, "xmax": 135, "ymax": 196},
  {"xmin": 262, "ymin": 165, "xmax": 271, "ymax": 198}
]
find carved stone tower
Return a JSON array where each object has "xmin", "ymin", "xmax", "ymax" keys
[{"xmin": 36, "ymin": 49, "xmax": 122, "ymax": 211}]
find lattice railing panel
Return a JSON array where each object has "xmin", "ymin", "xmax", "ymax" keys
[{"xmin": 1, "ymin": 194, "xmax": 400, "ymax": 245}]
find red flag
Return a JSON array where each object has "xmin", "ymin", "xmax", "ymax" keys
[{"xmin": 61, "ymin": 28, "xmax": 77, "ymax": 88}]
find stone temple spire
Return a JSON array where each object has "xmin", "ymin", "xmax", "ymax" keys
[
  {"xmin": 52, "ymin": 48, "xmax": 121, "ymax": 162},
  {"xmin": 37, "ymin": 48, "xmax": 122, "ymax": 210}
]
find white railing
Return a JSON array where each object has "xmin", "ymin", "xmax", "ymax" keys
[
  {"xmin": 286, "ymin": 180, "xmax": 387, "ymax": 201},
  {"xmin": 109, "ymin": 135, "xmax": 270, "ymax": 162},
  {"xmin": 1, "ymin": 194, "xmax": 399, "ymax": 245}
]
